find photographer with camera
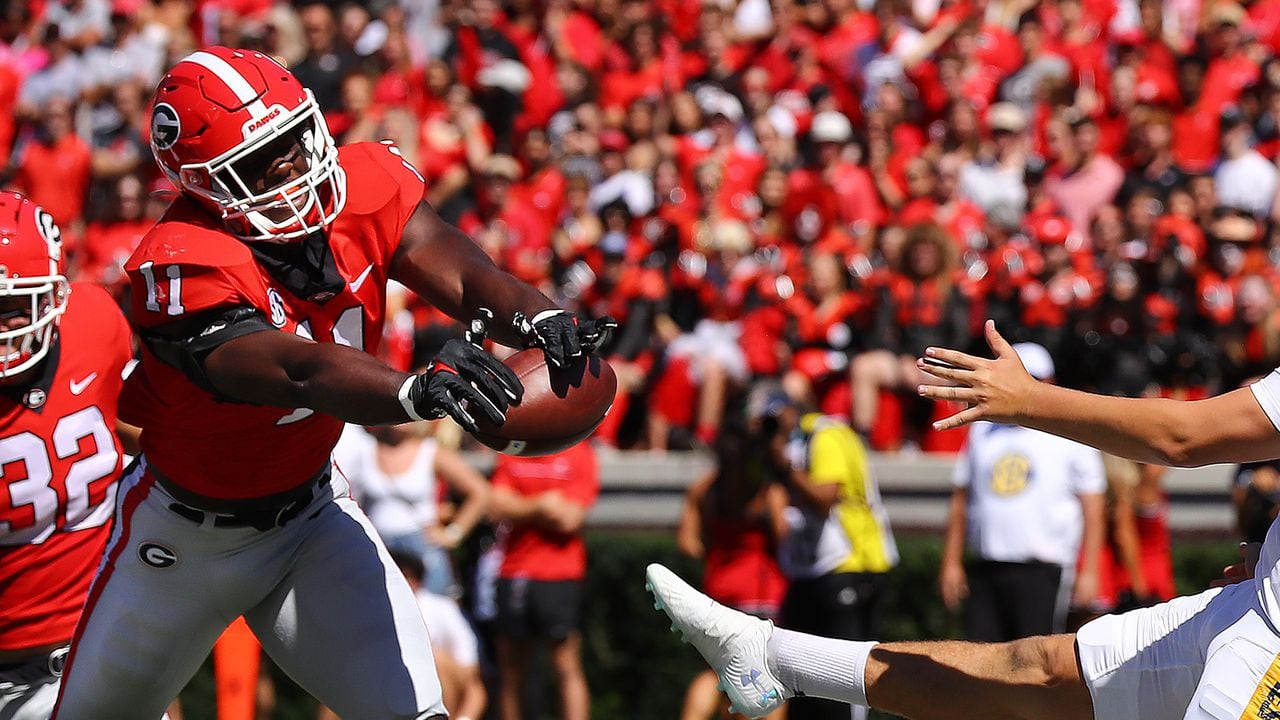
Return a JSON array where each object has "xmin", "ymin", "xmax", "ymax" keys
[{"xmin": 749, "ymin": 383, "xmax": 898, "ymax": 720}]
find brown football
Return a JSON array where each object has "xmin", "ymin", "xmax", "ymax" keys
[{"xmin": 472, "ymin": 349, "xmax": 617, "ymax": 456}]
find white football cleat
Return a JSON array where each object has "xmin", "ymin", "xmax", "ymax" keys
[{"xmin": 645, "ymin": 563, "xmax": 791, "ymax": 717}]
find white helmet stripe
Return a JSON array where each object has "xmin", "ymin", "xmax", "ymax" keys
[{"xmin": 182, "ymin": 51, "xmax": 269, "ymax": 117}]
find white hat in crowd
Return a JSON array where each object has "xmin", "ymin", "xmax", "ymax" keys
[{"xmin": 810, "ymin": 111, "xmax": 853, "ymax": 143}]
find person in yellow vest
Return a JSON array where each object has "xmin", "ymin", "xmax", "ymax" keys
[{"xmin": 749, "ymin": 384, "xmax": 897, "ymax": 720}]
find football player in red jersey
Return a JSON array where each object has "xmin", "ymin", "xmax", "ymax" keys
[
  {"xmin": 0, "ymin": 193, "xmax": 135, "ymax": 720},
  {"xmin": 51, "ymin": 48, "xmax": 614, "ymax": 720}
]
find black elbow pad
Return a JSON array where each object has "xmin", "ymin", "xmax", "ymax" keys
[{"xmin": 140, "ymin": 306, "xmax": 274, "ymax": 395}]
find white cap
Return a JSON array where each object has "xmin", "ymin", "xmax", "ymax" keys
[
  {"xmin": 810, "ymin": 111, "xmax": 853, "ymax": 143},
  {"xmin": 1012, "ymin": 342, "xmax": 1054, "ymax": 380},
  {"xmin": 699, "ymin": 89, "xmax": 744, "ymax": 122},
  {"xmin": 767, "ymin": 105, "xmax": 797, "ymax": 139}
]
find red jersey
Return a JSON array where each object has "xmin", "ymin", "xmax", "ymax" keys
[
  {"xmin": 493, "ymin": 443, "xmax": 599, "ymax": 582},
  {"xmin": 121, "ymin": 142, "xmax": 425, "ymax": 500},
  {"xmin": 0, "ymin": 283, "xmax": 132, "ymax": 650}
]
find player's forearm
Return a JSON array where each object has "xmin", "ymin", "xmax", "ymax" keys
[
  {"xmin": 392, "ymin": 209, "xmax": 559, "ymax": 347},
  {"xmin": 1018, "ymin": 384, "xmax": 1207, "ymax": 467},
  {"xmin": 207, "ymin": 339, "xmax": 412, "ymax": 426},
  {"xmin": 458, "ymin": 263, "xmax": 560, "ymax": 348}
]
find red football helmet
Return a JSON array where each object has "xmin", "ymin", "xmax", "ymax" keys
[
  {"xmin": 0, "ymin": 193, "xmax": 69, "ymax": 379},
  {"xmin": 150, "ymin": 47, "xmax": 346, "ymax": 243}
]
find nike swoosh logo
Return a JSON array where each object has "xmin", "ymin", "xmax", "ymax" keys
[
  {"xmin": 69, "ymin": 372, "xmax": 97, "ymax": 396},
  {"xmin": 349, "ymin": 264, "xmax": 374, "ymax": 292}
]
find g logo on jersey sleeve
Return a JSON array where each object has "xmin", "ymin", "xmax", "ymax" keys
[{"xmin": 139, "ymin": 541, "xmax": 178, "ymax": 568}]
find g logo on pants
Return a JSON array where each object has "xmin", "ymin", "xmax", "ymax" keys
[{"xmin": 139, "ymin": 542, "xmax": 178, "ymax": 569}]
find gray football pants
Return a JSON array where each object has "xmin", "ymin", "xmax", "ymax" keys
[{"xmin": 51, "ymin": 459, "xmax": 446, "ymax": 720}]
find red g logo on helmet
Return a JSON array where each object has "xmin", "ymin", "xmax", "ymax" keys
[
  {"xmin": 151, "ymin": 103, "xmax": 181, "ymax": 151},
  {"xmin": 149, "ymin": 47, "xmax": 347, "ymax": 243}
]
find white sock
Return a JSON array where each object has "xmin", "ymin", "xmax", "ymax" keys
[{"xmin": 767, "ymin": 628, "xmax": 878, "ymax": 707}]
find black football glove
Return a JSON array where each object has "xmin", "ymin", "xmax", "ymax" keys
[
  {"xmin": 404, "ymin": 335, "xmax": 523, "ymax": 433},
  {"xmin": 512, "ymin": 309, "xmax": 618, "ymax": 368}
]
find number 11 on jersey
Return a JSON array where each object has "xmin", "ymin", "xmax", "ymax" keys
[{"xmin": 138, "ymin": 261, "xmax": 185, "ymax": 316}]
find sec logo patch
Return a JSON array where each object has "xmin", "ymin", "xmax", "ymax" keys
[{"xmin": 268, "ymin": 288, "xmax": 287, "ymax": 327}]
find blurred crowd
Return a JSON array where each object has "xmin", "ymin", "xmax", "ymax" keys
[{"xmin": 14, "ymin": 0, "xmax": 1280, "ymax": 451}]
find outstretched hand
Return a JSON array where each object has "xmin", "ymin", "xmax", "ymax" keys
[{"xmin": 916, "ymin": 320, "xmax": 1040, "ymax": 431}]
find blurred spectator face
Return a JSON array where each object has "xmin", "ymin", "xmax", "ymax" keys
[
  {"xmin": 1139, "ymin": 0, "xmax": 1162, "ymax": 36},
  {"xmin": 39, "ymin": 99, "xmax": 74, "ymax": 142},
  {"xmin": 1045, "ymin": 117, "xmax": 1074, "ymax": 164},
  {"xmin": 342, "ymin": 74, "xmax": 374, "ymax": 115},
  {"xmin": 340, "ymin": 5, "xmax": 371, "ymax": 50},
  {"xmin": 523, "ymin": 130, "xmax": 552, "ymax": 168},
  {"xmin": 709, "ymin": 111, "xmax": 736, "ymax": 144},
  {"xmin": 671, "ymin": 93, "xmax": 705, "ymax": 134},
  {"xmin": 655, "ymin": 160, "xmax": 683, "ymax": 201},
  {"xmin": 1018, "ymin": 17, "xmax": 1043, "ymax": 55},
  {"xmin": 904, "ymin": 229, "xmax": 947, "ymax": 279},
  {"xmin": 808, "ymin": 252, "xmax": 847, "ymax": 297},
  {"xmin": 1239, "ymin": 275, "xmax": 1274, "ymax": 323},
  {"xmin": 1141, "ymin": 114, "xmax": 1173, "ymax": 154},
  {"xmin": 695, "ymin": 161, "xmax": 723, "ymax": 197},
  {"xmin": 301, "ymin": 4, "xmax": 338, "ymax": 55},
  {"xmin": 117, "ymin": 175, "xmax": 145, "ymax": 222},
  {"xmin": 877, "ymin": 83, "xmax": 908, "ymax": 122},
  {"xmin": 1168, "ymin": 188, "xmax": 1195, "ymax": 218},
  {"xmin": 626, "ymin": 101, "xmax": 656, "ymax": 140},
  {"xmin": 1092, "ymin": 205, "xmax": 1126, "ymax": 254},
  {"xmin": 217, "ymin": 8, "xmax": 242, "ymax": 46},
  {"xmin": 948, "ymin": 102, "xmax": 979, "ymax": 142},
  {"xmin": 566, "ymin": 176, "xmax": 591, "ymax": 214},
  {"xmin": 904, "ymin": 158, "xmax": 936, "ymax": 199},
  {"xmin": 1190, "ymin": 175, "xmax": 1218, "ymax": 217},
  {"xmin": 1126, "ymin": 191, "xmax": 1161, "ymax": 235},
  {"xmin": 628, "ymin": 23, "xmax": 658, "ymax": 63},
  {"xmin": 626, "ymin": 142, "xmax": 657, "ymax": 173},
  {"xmin": 556, "ymin": 63, "xmax": 591, "ymax": 105},
  {"xmin": 114, "ymin": 79, "xmax": 145, "ymax": 120},
  {"xmin": 1111, "ymin": 67, "xmax": 1137, "ymax": 112},
  {"xmin": 936, "ymin": 154, "xmax": 962, "ymax": 201},
  {"xmin": 601, "ymin": 147, "xmax": 625, "ymax": 176},
  {"xmin": 1073, "ymin": 120, "xmax": 1101, "ymax": 159},
  {"xmin": 1178, "ymin": 58, "xmax": 1206, "ymax": 103},
  {"xmin": 380, "ymin": 29, "xmax": 410, "ymax": 68},
  {"xmin": 1109, "ymin": 263, "xmax": 1140, "ymax": 302},
  {"xmin": 757, "ymin": 168, "xmax": 787, "ymax": 211},
  {"xmin": 426, "ymin": 61, "xmax": 453, "ymax": 97}
]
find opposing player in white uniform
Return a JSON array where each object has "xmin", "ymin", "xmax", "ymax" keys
[
  {"xmin": 0, "ymin": 194, "xmax": 134, "ymax": 720},
  {"xmin": 648, "ymin": 320, "xmax": 1280, "ymax": 720}
]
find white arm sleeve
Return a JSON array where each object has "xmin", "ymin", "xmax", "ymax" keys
[{"xmin": 1251, "ymin": 370, "xmax": 1280, "ymax": 432}]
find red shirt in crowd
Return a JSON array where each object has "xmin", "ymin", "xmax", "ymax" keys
[
  {"xmin": 15, "ymin": 134, "xmax": 91, "ymax": 231},
  {"xmin": 493, "ymin": 443, "xmax": 600, "ymax": 582}
]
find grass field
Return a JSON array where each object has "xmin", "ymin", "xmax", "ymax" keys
[{"xmin": 174, "ymin": 531, "xmax": 1239, "ymax": 720}]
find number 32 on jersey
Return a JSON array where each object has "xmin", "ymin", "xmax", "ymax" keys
[{"xmin": 0, "ymin": 407, "xmax": 119, "ymax": 546}]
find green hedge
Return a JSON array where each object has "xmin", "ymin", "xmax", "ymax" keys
[{"xmin": 175, "ymin": 532, "xmax": 1238, "ymax": 719}]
